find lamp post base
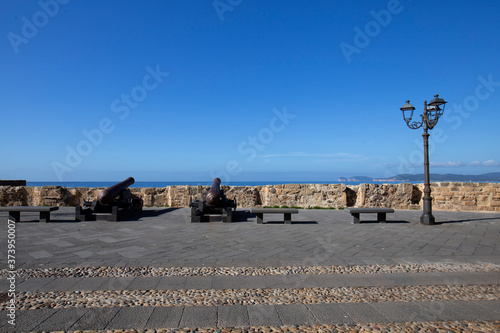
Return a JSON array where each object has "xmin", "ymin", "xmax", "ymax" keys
[{"xmin": 420, "ymin": 214, "xmax": 436, "ymax": 225}]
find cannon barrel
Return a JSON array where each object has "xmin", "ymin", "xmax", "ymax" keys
[
  {"xmin": 205, "ymin": 177, "xmax": 222, "ymax": 206},
  {"xmin": 97, "ymin": 177, "xmax": 135, "ymax": 205}
]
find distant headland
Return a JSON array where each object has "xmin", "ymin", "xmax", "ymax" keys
[{"xmin": 338, "ymin": 172, "xmax": 500, "ymax": 183}]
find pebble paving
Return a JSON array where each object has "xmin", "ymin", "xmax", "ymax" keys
[
  {"xmin": 4, "ymin": 284, "xmax": 499, "ymax": 310},
  {"xmin": 3, "ymin": 262, "xmax": 499, "ymax": 279}
]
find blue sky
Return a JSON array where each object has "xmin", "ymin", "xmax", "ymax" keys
[{"xmin": 1, "ymin": 0, "xmax": 500, "ymax": 182}]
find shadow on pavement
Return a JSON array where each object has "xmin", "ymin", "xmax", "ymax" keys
[
  {"xmin": 29, "ymin": 207, "xmax": 181, "ymax": 223},
  {"xmin": 233, "ymin": 210, "xmax": 318, "ymax": 224},
  {"xmin": 265, "ymin": 220, "xmax": 318, "ymax": 224},
  {"xmin": 436, "ymin": 217, "xmax": 500, "ymax": 224},
  {"xmin": 233, "ymin": 210, "xmax": 256, "ymax": 223},
  {"xmin": 353, "ymin": 220, "xmax": 410, "ymax": 224},
  {"xmin": 119, "ymin": 208, "xmax": 181, "ymax": 222}
]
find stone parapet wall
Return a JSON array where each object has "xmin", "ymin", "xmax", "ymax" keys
[
  {"xmin": 427, "ymin": 182, "xmax": 500, "ymax": 212},
  {"xmin": 0, "ymin": 182, "xmax": 499, "ymax": 212}
]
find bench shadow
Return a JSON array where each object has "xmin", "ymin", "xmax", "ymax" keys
[
  {"xmin": 42, "ymin": 207, "xmax": 181, "ymax": 223},
  {"xmin": 122, "ymin": 207, "xmax": 180, "ymax": 221},
  {"xmin": 265, "ymin": 220, "xmax": 318, "ymax": 224},
  {"xmin": 3, "ymin": 216, "xmax": 78, "ymax": 223},
  {"xmin": 355, "ymin": 220, "xmax": 410, "ymax": 224},
  {"xmin": 238, "ymin": 210, "xmax": 317, "ymax": 224},
  {"xmin": 232, "ymin": 210, "xmax": 258, "ymax": 223},
  {"xmin": 3, "ymin": 219, "xmax": 46, "ymax": 223},
  {"xmin": 436, "ymin": 217, "xmax": 500, "ymax": 224}
]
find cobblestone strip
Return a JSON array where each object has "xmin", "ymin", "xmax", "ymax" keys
[
  {"xmin": 4, "ymin": 284, "xmax": 499, "ymax": 310},
  {"xmin": 2, "ymin": 262, "xmax": 499, "ymax": 279}
]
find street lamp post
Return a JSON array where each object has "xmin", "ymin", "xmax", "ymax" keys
[{"xmin": 400, "ymin": 95, "xmax": 447, "ymax": 225}]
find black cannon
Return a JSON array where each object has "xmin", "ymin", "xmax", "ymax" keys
[
  {"xmin": 76, "ymin": 177, "xmax": 143, "ymax": 222},
  {"xmin": 189, "ymin": 178, "xmax": 237, "ymax": 223}
]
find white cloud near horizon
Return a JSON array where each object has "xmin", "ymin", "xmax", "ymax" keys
[
  {"xmin": 430, "ymin": 161, "xmax": 465, "ymax": 167},
  {"xmin": 259, "ymin": 152, "xmax": 353, "ymax": 157},
  {"xmin": 470, "ymin": 159, "xmax": 500, "ymax": 167},
  {"xmin": 386, "ymin": 159, "xmax": 500, "ymax": 172},
  {"xmin": 422, "ymin": 160, "xmax": 500, "ymax": 168}
]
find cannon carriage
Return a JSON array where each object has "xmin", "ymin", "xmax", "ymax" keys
[
  {"xmin": 189, "ymin": 178, "xmax": 237, "ymax": 223},
  {"xmin": 76, "ymin": 177, "xmax": 143, "ymax": 222}
]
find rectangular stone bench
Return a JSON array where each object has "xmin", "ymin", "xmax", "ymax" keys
[
  {"xmin": 0, "ymin": 206, "xmax": 59, "ymax": 222},
  {"xmin": 250, "ymin": 208, "xmax": 299, "ymax": 224},
  {"xmin": 346, "ymin": 208, "xmax": 394, "ymax": 224}
]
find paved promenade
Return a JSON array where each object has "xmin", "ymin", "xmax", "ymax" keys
[{"xmin": 0, "ymin": 207, "xmax": 499, "ymax": 332}]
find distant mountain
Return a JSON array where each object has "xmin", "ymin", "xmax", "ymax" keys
[
  {"xmin": 338, "ymin": 176, "xmax": 373, "ymax": 182},
  {"xmin": 386, "ymin": 172, "xmax": 500, "ymax": 182},
  {"xmin": 339, "ymin": 172, "xmax": 500, "ymax": 182}
]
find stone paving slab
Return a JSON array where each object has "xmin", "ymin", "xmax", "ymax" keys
[
  {"xmin": 339, "ymin": 303, "xmax": 388, "ymax": 323},
  {"xmin": 15, "ymin": 277, "xmax": 55, "ymax": 292},
  {"xmin": 474, "ymin": 300, "xmax": 500, "ymax": 315},
  {"xmin": 211, "ymin": 275, "xmax": 267, "ymax": 289},
  {"xmin": 218, "ymin": 305, "xmax": 250, "ymax": 327},
  {"xmin": 37, "ymin": 276, "xmax": 82, "ymax": 292},
  {"xmin": 126, "ymin": 276, "xmax": 162, "ymax": 290},
  {"xmin": 1, "ymin": 308, "xmax": 57, "ymax": 333},
  {"xmin": 1, "ymin": 208, "xmax": 499, "ymax": 269},
  {"xmin": 32, "ymin": 307, "xmax": 84, "ymax": 332},
  {"xmin": 306, "ymin": 303, "xmax": 355, "ymax": 324},
  {"xmin": 1, "ymin": 208, "xmax": 499, "ymax": 331},
  {"xmin": 460, "ymin": 272, "xmax": 500, "ymax": 284},
  {"xmin": 371, "ymin": 301, "xmax": 438, "ymax": 322},
  {"xmin": 275, "ymin": 304, "xmax": 318, "ymax": 325},
  {"xmin": 183, "ymin": 276, "xmax": 213, "ymax": 289},
  {"xmin": 105, "ymin": 306, "xmax": 155, "ymax": 330},
  {"xmin": 178, "ymin": 306, "xmax": 217, "ymax": 328},
  {"xmin": 5, "ymin": 271, "xmax": 499, "ymax": 292},
  {"xmin": 247, "ymin": 305, "xmax": 282, "ymax": 326},
  {"xmin": 156, "ymin": 276, "xmax": 187, "ymax": 290},
  {"xmin": 69, "ymin": 307, "xmax": 120, "ymax": 331},
  {"xmin": 145, "ymin": 306, "xmax": 184, "ymax": 329},
  {"xmin": 103, "ymin": 276, "xmax": 136, "ymax": 290},
  {"xmin": 66, "ymin": 276, "xmax": 109, "ymax": 291},
  {"xmin": 416, "ymin": 300, "xmax": 500, "ymax": 321}
]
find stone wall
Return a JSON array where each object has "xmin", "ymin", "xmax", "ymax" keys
[{"xmin": 0, "ymin": 182, "xmax": 499, "ymax": 212}]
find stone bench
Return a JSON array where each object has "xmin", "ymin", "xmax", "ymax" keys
[
  {"xmin": 250, "ymin": 208, "xmax": 299, "ymax": 224},
  {"xmin": 0, "ymin": 206, "xmax": 59, "ymax": 222},
  {"xmin": 346, "ymin": 208, "xmax": 394, "ymax": 224}
]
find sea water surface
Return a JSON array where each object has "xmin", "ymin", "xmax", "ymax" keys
[{"xmin": 26, "ymin": 181, "xmax": 402, "ymax": 188}]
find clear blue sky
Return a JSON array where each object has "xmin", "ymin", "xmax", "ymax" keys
[{"xmin": 1, "ymin": 0, "xmax": 500, "ymax": 182}]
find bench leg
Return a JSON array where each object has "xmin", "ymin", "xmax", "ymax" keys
[
  {"xmin": 352, "ymin": 213, "xmax": 360, "ymax": 224},
  {"xmin": 284, "ymin": 213, "xmax": 292, "ymax": 224},
  {"xmin": 39, "ymin": 211, "xmax": 50, "ymax": 223},
  {"xmin": 256, "ymin": 213, "xmax": 264, "ymax": 224},
  {"xmin": 190, "ymin": 207, "xmax": 201, "ymax": 223},
  {"xmin": 223, "ymin": 207, "xmax": 233, "ymax": 223},
  {"xmin": 377, "ymin": 212, "xmax": 387, "ymax": 223},
  {"xmin": 9, "ymin": 211, "xmax": 20, "ymax": 222},
  {"xmin": 111, "ymin": 205, "xmax": 119, "ymax": 222}
]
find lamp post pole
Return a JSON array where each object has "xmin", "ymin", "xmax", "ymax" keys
[
  {"xmin": 421, "ymin": 100, "xmax": 434, "ymax": 225},
  {"xmin": 400, "ymin": 95, "xmax": 447, "ymax": 225}
]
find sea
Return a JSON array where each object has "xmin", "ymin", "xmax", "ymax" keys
[{"xmin": 26, "ymin": 181, "xmax": 401, "ymax": 188}]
